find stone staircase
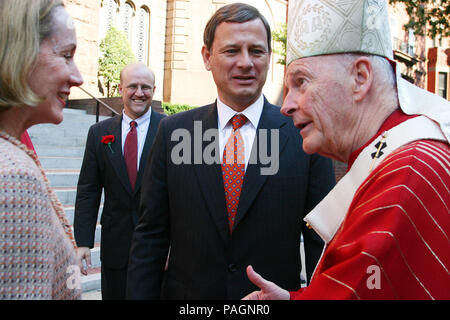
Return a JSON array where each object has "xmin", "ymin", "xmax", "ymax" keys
[
  {"xmin": 28, "ymin": 108, "xmax": 109, "ymax": 299},
  {"xmin": 27, "ymin": 108, "xmax": 310, "ymax": 299}
]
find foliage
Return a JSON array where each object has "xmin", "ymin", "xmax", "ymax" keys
[
  {"xmin": 162, "ymin": 101, "xmax": 197, "ymax": 115},
  {"xmin": 98, "ymin": 27, "xmax": 136, "ymax": 97},
  {"xmin": 389, "ymin": 0, "xmax": 449, "ymax": 39},
  {"xmin": 272, "ymin": 23, "xmax": 287, "ymax": 66}
]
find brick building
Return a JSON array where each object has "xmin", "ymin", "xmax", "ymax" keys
[{"xmin": 388, "ymin": 2, "xmax": 449, "ymax": 99}]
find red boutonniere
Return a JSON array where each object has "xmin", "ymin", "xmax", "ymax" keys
[{"xmin": 101, "ymin": 135, "xmax": 115, "ymax": 153}]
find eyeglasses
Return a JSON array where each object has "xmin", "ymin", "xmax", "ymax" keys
[{"xmin": 126, "ymin": 84, "xmax": 154, "ymax": 93}]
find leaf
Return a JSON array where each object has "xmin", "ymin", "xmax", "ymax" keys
[
  {"xmin": 98, "ymin": 27, "xmax": 136, "ymax": 97},
  {"xmin": 389, "ymin": 0, "xmax": 449, "ymax": 39}
]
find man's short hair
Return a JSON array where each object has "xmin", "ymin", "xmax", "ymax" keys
[{"xmin": 203, "ymin": 2, "xmax": 272, "ymax": 52}]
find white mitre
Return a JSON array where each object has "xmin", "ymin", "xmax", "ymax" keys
[{"xmin": 287, "ymin": 0, "xmax": 450, "ymax": 142}]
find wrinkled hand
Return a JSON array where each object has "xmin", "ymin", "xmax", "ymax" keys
[
  {"xmin": 242, "ymin": 265, "xmax": 290, "ymax": 300},
  {"xmin": 77, "ymin": 247, "xmax": 91, "ymax": 276}
]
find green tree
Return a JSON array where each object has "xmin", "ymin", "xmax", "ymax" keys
[
  {"xmin": 162, "ymin": 101, "xmax": 197, "ymax": 115},
  {"xmin": 98, "ymin": 27, "xmax": 136, "ymax": 97},
  {"xmin": 272, "ymin": 23, "xmax": 287, "ymax": 66},
  {"xmin": 389, "ymin": 0, "xmax": 449, "ymax": 39}
]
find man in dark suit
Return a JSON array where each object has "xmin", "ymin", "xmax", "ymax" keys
[
  {"xmin": 74, "ymin": 62, "xmax": 165, "ymax": 300},
  {"xmin": 127, "ymin": 3, "xmax": 335, "ymax": 299}
]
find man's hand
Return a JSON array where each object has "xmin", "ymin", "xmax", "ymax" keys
[
  {"xmin": 77, "ymin": 247, "xmax": 92, "ymax": 276},
  {"xmin": 242, "ymin": 265, "xmax": 290, "ymax": 300}
]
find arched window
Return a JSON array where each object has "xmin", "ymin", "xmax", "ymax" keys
[
  {"xmin": 106, "ymin": 0, "xmax": 118, "ymax": 30},
  {"xmin": 122, "ymin": 2, "xmax": 134, "ymax": 41},
  {"xmin": 137, "ymin": 6, "xmax": 150, "ymax": 64},
  {"xmin": 99, "ymin": 0, "xmax": 119, "ymax": 40}
]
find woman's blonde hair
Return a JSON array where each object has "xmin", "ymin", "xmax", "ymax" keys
[{"xmin": 0, "ymin": 0, "xmax": 64, "ymax": 109}]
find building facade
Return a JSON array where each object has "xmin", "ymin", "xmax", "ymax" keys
[
  {"xmin": 65, "ymin": 0, "xmax": 167, "ymax": 102},
  {"xmin": 66, "ymin": 0, "xmax": 288, "ymax": 107},
  {"xmin": 66, "ymin": 0, "xmax": 449, "ymax": 107},
  {"xmin": 388, "ymin": 2, "xmax": 449, "ymax": 99}
]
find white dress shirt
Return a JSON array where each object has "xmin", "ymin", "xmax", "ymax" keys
[
  {"xmin": 121, "ymin": 108, "xmax": 152, "ymax": 170},
  {"xmin": 217, "ymin": 95, "xmax": 264, "ymax": 170}
]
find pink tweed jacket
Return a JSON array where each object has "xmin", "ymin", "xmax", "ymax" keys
[{"xmin": 0, "ymin": 136, "xmax": 81, "ymax": 299}]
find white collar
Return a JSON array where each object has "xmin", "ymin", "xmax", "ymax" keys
[
  {"xmin": 217, "ymin": 95, "xmax": 264, "ymax": 130},
  {"xmin": 304, "ymin": 116, "xmax": 446, "ymax": 244},
  {"xmin": 394, "ymin": 61, "xmax": 449, "ymax": 142},
  {"xmin": 122, "ymin": 107, "xmax": 152, "ymax": 129}
]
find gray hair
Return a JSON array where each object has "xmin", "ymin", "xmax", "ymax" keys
[{"xmin": 338, "ymin": 53, "xmax": 396, "ymax": 90}]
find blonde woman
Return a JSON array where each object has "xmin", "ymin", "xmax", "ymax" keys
[{"xmin": 0, "ymin": 0, "xmax": 83, "ymax": 299}]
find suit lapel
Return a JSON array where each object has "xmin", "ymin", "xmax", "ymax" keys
[
  {"xmin": 105, "ymin": 114, "xmax": 134, "ymax": 195},
  {"xmin": 233, "ymin": 100, "xmax": 289, "ymax": 231},
  {"xmin": 191, "ymin": 103, "xmax": 230, "ymax": 243},
  {"xmin": 190, "ymin": 100, "xmax": 291, "ymax": 239},
  {"xmin": 134, "ymin": 109, "xmax": 162, "ymax": 193}
]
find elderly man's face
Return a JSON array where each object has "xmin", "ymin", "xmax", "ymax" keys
[
  {"xmin": 201, "ymin": 19, "xmax": 270, "ymax": 111},
  {"xmin": 281, "ymin": 55, "xmax": 353, "ymax": 160}
]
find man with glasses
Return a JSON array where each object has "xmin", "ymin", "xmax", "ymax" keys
[{"xmin": 74, "ymin": 62, "xmax": 166, "ymax": 299}]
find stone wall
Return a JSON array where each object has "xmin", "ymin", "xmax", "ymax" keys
[
  {"xmin": 163, "ymin": 0, "xmax": 288, "ymax": 107},
  {"xmin": 65, "ymin": 0, "xmax": 101, "ymax": 99},
  {"xmin": 64, "ymin": 0, "xmax": 167, "ymax": 102}
]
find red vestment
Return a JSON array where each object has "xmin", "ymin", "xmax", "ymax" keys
[{"xmin": 291, "ymin": 110, "xmax": 450, "ymax": 299}]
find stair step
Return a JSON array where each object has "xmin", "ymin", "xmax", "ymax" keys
[
  {"xmin": 39, "ymin": 156, "xmax": 83, "ymax": 170},
  {"xmin": 45, "ymin": 170, "xmax": 80, "ymax": 187},
  {"xmin": 54, "ymin": 187, "xmax": 77, "ymax": 206},
  {"xmin": 34, "ymin": 145, "xmax": 85, "ymax": 157},
  {"xmin": 30, "ymin": 135, "xmax": 86, "ymax": 147},
  {"xmin": 64, "ymin": 205, "xmax": 103, "ymax": 225},
  {"xmin": 81, "ymin": 270, "xmax": 101, "ymax": 293},
  {"xmin": 63, "ymin": 108, "xmax": 88, "ymax": 115},
  {"xmin": 28, "ymin": 124, "xmax": 91, "ymax": 138},
  {"xmin": 88, "ymin": 246, "xmax": 101, "ymax": 268},
  {"xmin": 82, "ymin": 289, "xmax": 101, "ymax": 300}
]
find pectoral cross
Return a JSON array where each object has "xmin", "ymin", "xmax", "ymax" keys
[{"xmin": 369, "ymin": 132, "xmax": 388, "ymax": 172}]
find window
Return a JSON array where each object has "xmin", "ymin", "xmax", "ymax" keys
[
  {"xmin": 99, "ymin": 0, "xmax": 118, "ymax": 40},
  {"xmin": 390, "ymin": 17, "xmax": 398, "ymax": 49},
  {"xmin": 123, "ymin": 2, "xmax": 134, "ymax": 41},
  {"xmin": 137, "ymin": 7, "xmax": 150, "ymax": 64},
  {"xmin": 407, "ymin": 28, "xmax": 415, "ymax": 56},
  {"xmin": 106, "ymin": 0, "xmax": 118, "ymax": 30},
  {"xmin": 438, "ymin": 72, "xmax": 447, "ymax": 99}
]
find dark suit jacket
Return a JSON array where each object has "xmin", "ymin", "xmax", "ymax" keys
[
  {"xmin": 127, "ymin": 99, "xmax": 335, "ymax": 299},
  {"xmin": 74, "ymin": 109, "xmax": 166, "ymax": 269}
]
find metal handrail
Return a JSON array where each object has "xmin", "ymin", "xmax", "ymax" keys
[{"xmin": 75, "ymin": 86, "xmax": 120, "ymax": 122}]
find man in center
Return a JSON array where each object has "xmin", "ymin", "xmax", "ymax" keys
[{"xmin": 127, "ymin": 3, "xmax": 335, "ymax": 299}]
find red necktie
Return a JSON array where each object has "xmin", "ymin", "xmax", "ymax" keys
[
  {"xmin": 124, "ymin": 120, "xmax": 138, "ymax": 190},
  {"xmin": 222, "ymin": 114, "xmax": 248, "ymax": 233}
]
